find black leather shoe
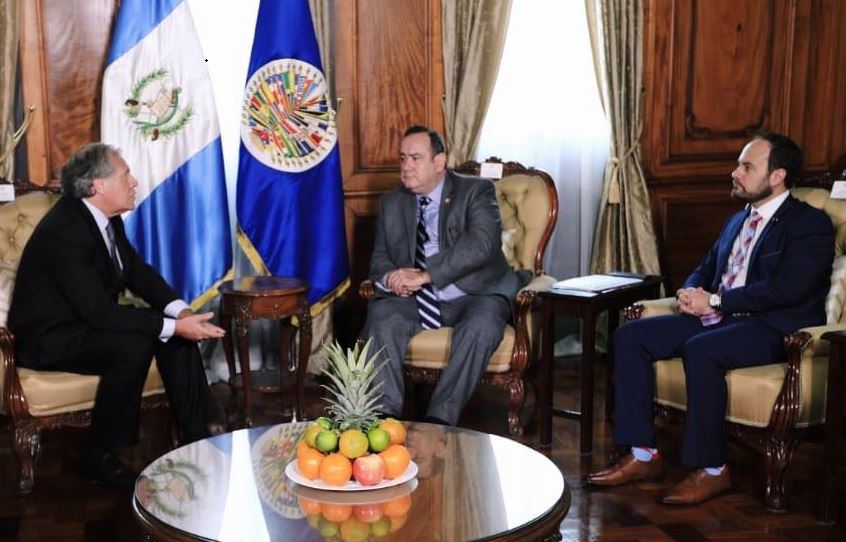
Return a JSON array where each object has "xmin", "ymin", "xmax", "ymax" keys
[{"xmin": 81, "ymin": 448, "xmax": 138, "ymax": 491}]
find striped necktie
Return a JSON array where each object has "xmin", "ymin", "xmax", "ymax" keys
[
  {"xmin": 700, "ymin": 210, "xmax": 762, "ymax": 326},
  {"xmin": 414, "ymin": 196, "xmax": 442, "ymax": 329}
]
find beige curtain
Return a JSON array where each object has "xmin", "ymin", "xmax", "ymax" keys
[
  {"xmin": 586, "ymin": 0, "xmax": 660, "ymax": 275},
  {"xmin": 0, "ymin": 0, "xmax": 19, "ymax": 180},
  {"xmin": 306, "ymin": 0, "xmax": 337, "ymax": 373},
  {"xmin": 442, "ymin": 0, "xmax": 512, "ymax": 166},
  {"xmin": 308, "ymin": 0, "xmax": 335, "ymax": 105}
]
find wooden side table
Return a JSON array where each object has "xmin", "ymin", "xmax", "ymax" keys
[
  {"xmin": 819, "ymin": 330, "xmax": 846, "ymax": 524},
  {"xmin": 219, "ymin": 276, "xmax": 311, "ymax": 427},
  {"xmin": 537, "ymin": 275, "xmax": 662, "ymax": 453}
]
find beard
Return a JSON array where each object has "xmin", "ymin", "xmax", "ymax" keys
[{"xmin": 731, "ymin": 182, "xmax": 772, "ymax": 204}]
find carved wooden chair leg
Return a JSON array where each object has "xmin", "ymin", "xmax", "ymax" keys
[
  {"xmin": 506, "ymin": 376, "xmax": 525, "ymax": 438},
  {"xmin": 763, "ymin": 435, "xmax": 796, "ymax": 513},
  {"xmin": 13, "ymin": 422, "xmax": 39, "ymax": 493}
]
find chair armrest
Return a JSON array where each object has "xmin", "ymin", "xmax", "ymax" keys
[
  {"xmin": 624, "ymin": 297, "xmax": 678, "ymax": 321},
  {"xmin": 0, "ymin": 327, "xmax": 26, "ymax": 418},
  {"xmin": 766, "ymin": 323, "xmax": 846, "ymax": 439},
  {"xmin": 119, "ymin": 293, "xmax": 150, "ymax": 309},
  {"xmin": 793, "ymin": 323, "xmax": 846, "ymax": 358},
  {"xmin": 519, "ymin": 274, "xmax": 556, "ymax": 294},
  {"xmin": 359, "ymin": 279, "xmax": 376, "ymax": 300}
]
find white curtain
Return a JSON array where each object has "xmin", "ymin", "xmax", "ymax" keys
[{"xmin": 475, "ymin": 0, "xmax": 609, "ymax": 280}]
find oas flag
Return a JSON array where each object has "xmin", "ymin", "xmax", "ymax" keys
[{"xmin": 236, "ymin": 0, "xmax": 349, "ymax": 314}]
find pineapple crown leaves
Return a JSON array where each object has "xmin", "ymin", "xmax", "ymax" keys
[{"xmin": 319, "ymin": 339, "xmax": 389, "ymax": 430}]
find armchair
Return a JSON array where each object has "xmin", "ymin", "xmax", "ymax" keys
[
  {"xmin": 624, "ymin": 182, "xmax": 846, "ymax": 512},
  {"xmin": 0, "ymin": 190, "xmax": 168, "ymax": 492},
  {"xmin": 360, "ymin": 158, "xmax": 558, "ymax": 438}
]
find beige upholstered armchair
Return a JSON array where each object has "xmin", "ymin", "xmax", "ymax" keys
[
  {"xmin": 0, "ymin": 189, "xmax": 167, "ymax": 492},
  {"xmin": 360, "ymin": 159, "xmax": 558, "ymax": 438},
  {"xmin": 624, "ymin": 184, "xmax": 846, "ymax": 512}
]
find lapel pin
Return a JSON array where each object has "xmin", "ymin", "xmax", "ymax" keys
[{"xmin": 444, "ymin": 197, "xmax": 451, "ymax": 204}]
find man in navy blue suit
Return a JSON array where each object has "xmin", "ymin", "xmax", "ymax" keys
[{"xmin": 587, "ymin": 132, "xmax": 834, "ymax": 505}]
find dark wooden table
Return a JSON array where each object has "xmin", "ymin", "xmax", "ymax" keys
[
  {"xmin": 133, "ymin": 422, "xmax": 570, "ymax": 541},
  {"xmin": 538, "ymin": 275, "xmax": 663, "ymax": 453},
  {"xmin": 219, "ymin": 276, "xmax": 311, "ymax": 427},
  {"xmin": 819, "ymin": 330, "xmax": 846, "ymax": 525}
]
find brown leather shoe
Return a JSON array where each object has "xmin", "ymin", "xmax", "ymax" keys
[
  {"xmin": 587, "ymin": 453, "xmax": 664, "ymax": 486},
  {"xmin": 659, "ymin": 467, "xmax": 731, "ymax": 505}
]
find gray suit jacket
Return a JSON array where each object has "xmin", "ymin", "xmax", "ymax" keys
[{"xmin": 369, "ymin": 170, "xmax": 530, "ymax": 300}]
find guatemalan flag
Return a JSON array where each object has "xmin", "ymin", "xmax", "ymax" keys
[
  {"xmin": 237, "ymin": 0, "xmax": 349, "ymax": 314},
  {"xmin": 101, "ymin": 0, "xmax": 231, "ymax": 307}
]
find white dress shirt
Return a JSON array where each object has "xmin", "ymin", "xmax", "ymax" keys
[{"xmin": 721, "ymin": 190, "xmax": 790, "ymax": 288}]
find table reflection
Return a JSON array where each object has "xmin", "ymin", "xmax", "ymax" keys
[{"xmin": 134, "ymin": 422, "xmax": 568, "ymax": 541}]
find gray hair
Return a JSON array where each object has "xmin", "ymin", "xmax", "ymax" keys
[{"xmin": 60, "ymin": 143, "xmax": 120, "ymax": 198}]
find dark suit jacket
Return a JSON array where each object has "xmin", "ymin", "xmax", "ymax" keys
[
  {"xmin": 683, "ymin": 195, "xmax": 834, "ymax": 335},
  {"xmin": 9, "ymin": 196, "xmax": 179, "ymax": 367},
  {"xmin": 369, "ymin": 170, "xmax": 529, "ymax": 300}
]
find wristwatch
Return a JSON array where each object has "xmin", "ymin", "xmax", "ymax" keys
[{"xmin": 709, "ymin": 293, "xmax": 722, "ymax": 309}]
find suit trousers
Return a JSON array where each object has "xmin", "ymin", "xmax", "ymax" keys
[
  {"xmin": 363, "ymin": 294, "xmax": 511, "ymax": 425},
  {"xmin": 612, "ymin": 313, "xmax": 786, "ymax": 468},
  {"xmin": 39, "ymin": 331, "xmax": 216, "ymax": 448}
]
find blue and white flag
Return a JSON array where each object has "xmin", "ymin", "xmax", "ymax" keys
[
  {"xmin": 101, "ymin": 0, "xmax": 231, "ymax": 307},
  {"xmin": 236, "ymin": 0, "xmax": 349, "ymax": 314}
]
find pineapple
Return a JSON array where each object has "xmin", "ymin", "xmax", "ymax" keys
[{"xmin": 320, "ymin": 339, "xmax": 387, "ymax": 431}]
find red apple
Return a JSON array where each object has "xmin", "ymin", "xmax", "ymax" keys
[
  {"xmin": 353, "ymin": 503, "xmax": 385, "ymax": 523},
  {"xmin": 352, "ymin": 453, "xmax": 386, "ymax": 486}
]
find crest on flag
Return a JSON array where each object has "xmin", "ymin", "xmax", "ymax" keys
[
  {"xmin": 122, "ymin": 68, "xmax": 194, "ymax": 141},
  {"xmin": 240, "ymin": 58, "xmax": 336, "ymax": 172}
]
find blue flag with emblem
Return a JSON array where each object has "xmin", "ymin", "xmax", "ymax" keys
[
  {"xmin": 101, "ymin": 0, "xmax": 232, "ymax": 307},
  {"xmin": 236, "ymin": 0, "xmax": 349, "ymax": 313}
]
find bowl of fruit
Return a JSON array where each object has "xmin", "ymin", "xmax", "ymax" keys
[{"xmin": 285, "ymin": 341, "xmax": 416, "ymax": 491}]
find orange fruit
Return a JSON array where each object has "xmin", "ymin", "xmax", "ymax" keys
[
  {"xmin": 297, "ymin": 447, "xmax": 324, "ymax": 480},
  {"xmin": 383, "ymin": 494, "xmax": 412, "ymax": 517},
  {"xmin": 298, "ymin": 496, "xmax": 322, "ymax": 516},
  {"xmin": 379, "ymin": 444, "xmax": 411, "ymax": 479},
  {"xmin": 320, "ymin": 502, "xmax": 353, "ymax": 523},
  {"xmin": 319, "ymin": 452, "xmax": 353, "ymax": 486},
  {"xmin": 338, "ymin": 429, "xmax": 369, "ymax": 459},
  {"xmin": 296, "ymin": 440, "xmax": 311, "ymax": 460},
  {"xmin": 380, "ymin": 418, "xmax": 406, "ymax": 445}
]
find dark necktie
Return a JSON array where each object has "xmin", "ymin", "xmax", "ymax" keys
[
  {"xmin": 105, "ymin": 222, "xmax": 123, "ymax": 275},
  {"xmin": 414, "ymin": 196, "xmax": 442, "ymax": 330}
]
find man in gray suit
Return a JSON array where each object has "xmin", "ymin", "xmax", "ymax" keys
[{"xmin": 363, "ymin": 125, "xmax": 529, "ymax": 425}]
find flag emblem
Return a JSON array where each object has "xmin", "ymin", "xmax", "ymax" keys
[
  {"xmin": 240, "ymin": 58, "xmax": 336, "ymax": 173},
  {"xmin": 122, "ymin": 68, "xmax": 193, "ymax": 141}
]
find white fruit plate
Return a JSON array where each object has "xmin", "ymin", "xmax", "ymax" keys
[{"xmin": 285, "ymin": 460, "xmax": 418, "ymax": 491}]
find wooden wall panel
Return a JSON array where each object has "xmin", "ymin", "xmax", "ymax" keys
[
  {"xmin": 19, "ymin": 0, "xmax": 116, "ymax": 185},
  {"xmin": 643, "ymin": 0, "xmax": 846, "ymax": 290}
]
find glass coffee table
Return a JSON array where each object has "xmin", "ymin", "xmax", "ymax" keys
[{"xmin": 133, "ymin": 422, "xmax": 569, "ymax": 541}]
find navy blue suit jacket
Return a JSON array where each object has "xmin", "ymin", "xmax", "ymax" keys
[{"xmin": 683, "ymin": 195, "xmax": 834, "ymax": 335}]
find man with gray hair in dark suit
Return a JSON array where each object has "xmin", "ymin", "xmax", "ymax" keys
[
  {"xmin": 9, "ymin": 143, "xmax": 225, "ymax": 490},
  {"xmin": 363, "ymin": 125, "xmax": 530, "ymax": 425}
]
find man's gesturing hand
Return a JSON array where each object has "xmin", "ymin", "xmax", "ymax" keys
[{"xmin": 174, "ymin": 311, "xmax": 226, "ymax": 342}]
